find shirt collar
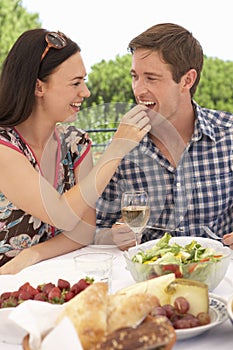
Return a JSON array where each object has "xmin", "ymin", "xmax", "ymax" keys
[
  {"xmin": 192, "ymin": 100, "xmax": 233, "ymax": 143},
  {"xmin": 191, "ymin": 101, "xmax": 215, "ymax": 142},
  {"xmin": 139, "ymin": 101, "xmax": 233, "ymax": 147}
]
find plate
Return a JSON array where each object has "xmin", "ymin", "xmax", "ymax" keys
[{"xmin": 175, "ymin": 293, "xmax": 228, "ymax": 340}]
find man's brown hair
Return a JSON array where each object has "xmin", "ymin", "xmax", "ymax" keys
[{"xmin": 128, "ymin": 23, "xmax": 203, "ymax": 97}]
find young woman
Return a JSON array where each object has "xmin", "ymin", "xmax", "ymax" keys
[{"xmin": 0, "ymin": 29, "xmax": 151, "ymax": 273}]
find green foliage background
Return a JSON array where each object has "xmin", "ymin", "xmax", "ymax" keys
[
  {"xmin": 77, "ymin": 54, "xmax": 233, "ymax": 150},
  {"xmin": 0, "ymin": 0, "xmax": 41, "ymax": 68},
  {"xmin": 1, "ymin": 0, "xmax": 233, "ymax": 152}
]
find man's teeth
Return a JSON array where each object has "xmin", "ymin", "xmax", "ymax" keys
[
  {"xmin": 139, "ymin": 100, "xmax": 155, "ymax": 105},
  {"xmin": 71, "ymin": 102, "xmax": 81, "ymax": 107}
]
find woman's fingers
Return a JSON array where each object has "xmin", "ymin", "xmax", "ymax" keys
[
  {"xmin": 114, "ymin": 105, "xmax": 151, "ymax": 142},
  {"xmin": 121, "ymin": 106, "xmax": 150, "ymax": 129}
]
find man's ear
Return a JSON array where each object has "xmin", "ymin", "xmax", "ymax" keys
[
  {"xmin": 35, "ymin": 79, "xmax": 45, "ymax": 97},
  {"xmin": 181, "ymin": 69, "xmax": 197, "ymax": 90}
]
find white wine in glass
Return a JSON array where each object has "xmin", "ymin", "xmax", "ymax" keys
[{"xmin": 121, "ymin": 191, "xmax": 150, "ymax": 245}]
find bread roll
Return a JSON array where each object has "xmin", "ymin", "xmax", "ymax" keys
[
  {"xmin": 57, "ymin": 282, "xmax": 108, "ymax": 350},
  {"xmin": 107, "ymin": 292, "xmax": 160, "ymax": 333},
  {"xmin": 94, "ymin": 315, "xmax": 176, "ymax": 350}
]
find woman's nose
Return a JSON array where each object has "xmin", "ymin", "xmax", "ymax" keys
[{"xmin": 81, "ymin": 83, "xmax": 91, "ymax": 98}]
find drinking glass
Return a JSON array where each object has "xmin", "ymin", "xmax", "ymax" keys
[
  {"xmin": 73, "ymin": 252, "xmax": 113, "ymax": 292},
  {"xmin": 121, "ymin": 190, "xmax": 150, "ymax": 245}
]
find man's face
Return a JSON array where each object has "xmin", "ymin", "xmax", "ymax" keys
[{"xmin": 130, "ymin": 49, "xmax": 183, "ymax": 121}]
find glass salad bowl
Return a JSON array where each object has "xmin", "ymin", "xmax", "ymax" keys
[{"xmin": 123, "ymin": 234, "xmax": 231, "ymax": 291}]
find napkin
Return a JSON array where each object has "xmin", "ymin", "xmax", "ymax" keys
[
  {"xmin": 40, "ymin": 317, "xmax": 83, "ymax": 350},
  {"xmin": 9, "ymin": 300, "xmax": 83, "ymax": 350}
]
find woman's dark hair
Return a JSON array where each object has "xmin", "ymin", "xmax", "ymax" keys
[
  {"xmin": 0, "ymin": 28, "xmax": 80, "ymax": 127},
  {"xmin": 128, "ymin": 23, "xmax": 203, "ymax": 97}
]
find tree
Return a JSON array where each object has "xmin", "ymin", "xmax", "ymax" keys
[
  {"xmin": 195, "ymin": 57, "xmax": 233, "ymax": 112},
  {"xmin": 85, "ymin": 54, "xmax": 134, "ymax": 107},
  {"xmin": 0, "ymin": 0, "xmax": 41, "ymax": 69}
]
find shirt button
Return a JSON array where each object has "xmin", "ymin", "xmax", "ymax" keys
[{"xmin": 176, "ymin": 182, "xmax": 181, "ymax": 187}]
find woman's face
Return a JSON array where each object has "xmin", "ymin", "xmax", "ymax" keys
[{"xmin": 38, "ymin": 51, "xmax": 90, "ymax": 124}]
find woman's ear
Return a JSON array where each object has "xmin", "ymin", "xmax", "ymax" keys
[{"xmin": 35, "ymin": 79, "xmax": 45, "ymax": 97}]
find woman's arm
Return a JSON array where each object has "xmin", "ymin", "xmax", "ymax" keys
[
  {"xmin": 0, "ymin": 231, "xmax": 85, "ymax": 274},
  {"xmin": 0, "ymin": 105, "xmax": 150, "ymax": 231},
  {"xmin": 0, "ymin": 143, "xmax": 96, "ymax": 274}
]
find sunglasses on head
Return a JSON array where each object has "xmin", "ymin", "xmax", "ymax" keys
[{"xmin": 41, "ymin": 31, "xmax": 67, "ymax": 62}]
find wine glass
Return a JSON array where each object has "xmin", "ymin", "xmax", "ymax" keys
[{"xmin": 121, "ymin": 190, "xmax": 150, "ymax": 245}]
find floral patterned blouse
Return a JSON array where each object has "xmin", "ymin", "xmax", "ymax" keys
[{"xmin": 0, "ymin": 124, "xmax": 91, "ymax": 266}]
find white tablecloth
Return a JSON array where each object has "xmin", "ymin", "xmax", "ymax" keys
[{"xmin": 0, "ymin": 245, "xmax": 233, "ymax": 350}]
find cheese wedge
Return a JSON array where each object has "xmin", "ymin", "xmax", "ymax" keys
[
  {"xmin": 117, "ymin": 273, "xmax": 176, "ymax": 305},
  {"xmin": 165, "ymin": 278, "xmax": 209, "ymax": 316}
]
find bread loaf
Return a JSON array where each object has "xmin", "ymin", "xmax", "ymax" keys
[
  {"xmin": 107, "ymin": 292, "xmax": 160, "ymax": 333},
  {"xmin": 94, "ymin": 315, "xmax": 176, "ymax": 350},
  {"xmin": 56, "ymin": 282, "xmax": 108, "ymax": 349}
]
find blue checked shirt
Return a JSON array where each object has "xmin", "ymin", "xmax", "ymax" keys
[{"xmin": 96, "ymin": 102, "xmax": 233, "ymax": 241}]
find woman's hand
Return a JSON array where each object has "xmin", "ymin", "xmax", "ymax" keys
[
  {"xmin": 0, "ymin": 248, "xmax": 40, "ymax": 275},
  {"xmin": 112, "ymin": 105, "xmax": 151, "ymax": 155}
]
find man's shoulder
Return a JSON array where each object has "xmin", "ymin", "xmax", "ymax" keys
[{"xmin": 195, "ymin": 102, "xmax": 233, "ymax": 133}]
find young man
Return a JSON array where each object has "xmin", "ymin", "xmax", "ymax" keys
[{"xmin": 96, "ymin": 23, "xmax": 233, "ymax": 250}]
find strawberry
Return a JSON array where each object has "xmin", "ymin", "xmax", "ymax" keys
[
  {"xmin": 0, "ymin": 292, "xmax": 12, "ymax": 300},
  {"xmin": 70, "ymin": 282, "xmax": 83, "ymax": 295},
  {"xmin": 39, "ymin": 282, "xmax": 56, "ymax": 295},
  {"xmin": 34, "ymin": 292, "xmax": 47, "ymax": 301},
  {"xmin": 64, "ymin": 291, "xmax": 75, "ymax": 302},
  {"xmin": 57, "ymin": 278, "xmax": 70, "ymax": 290},
  {"xmin": 27, "ymin": 285, "xmax": 39, "ymax": 296},
  {"xmin": 18, "ymin": 282, "xmax": 31, "ymax": 291},
  {"xmin": 11, "ymin": 290, "xmax": 20, "ymax": 298},
  {"xmin": 18, "ymin": 290, "xmax": 33, "ymax": 301},
  {"xmin": 48, "ymin": 287, "xmax": 63, "ymax": 303},
  {"xmin": 71, "ymin": 277, "xmax": 94, "ymax": 295},
  {"xmin": 1, "ymin": 297, "xmax": 18, "ymax": 308}
]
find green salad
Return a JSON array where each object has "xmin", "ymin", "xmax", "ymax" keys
[{"xmin": 131, "ymin": 233, "xmax": 223, "ymax": 280}]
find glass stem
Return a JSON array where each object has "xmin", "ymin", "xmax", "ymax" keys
[{"xmin": 135, "ymin": 232, "xmax": 142, "ymax": 246}]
